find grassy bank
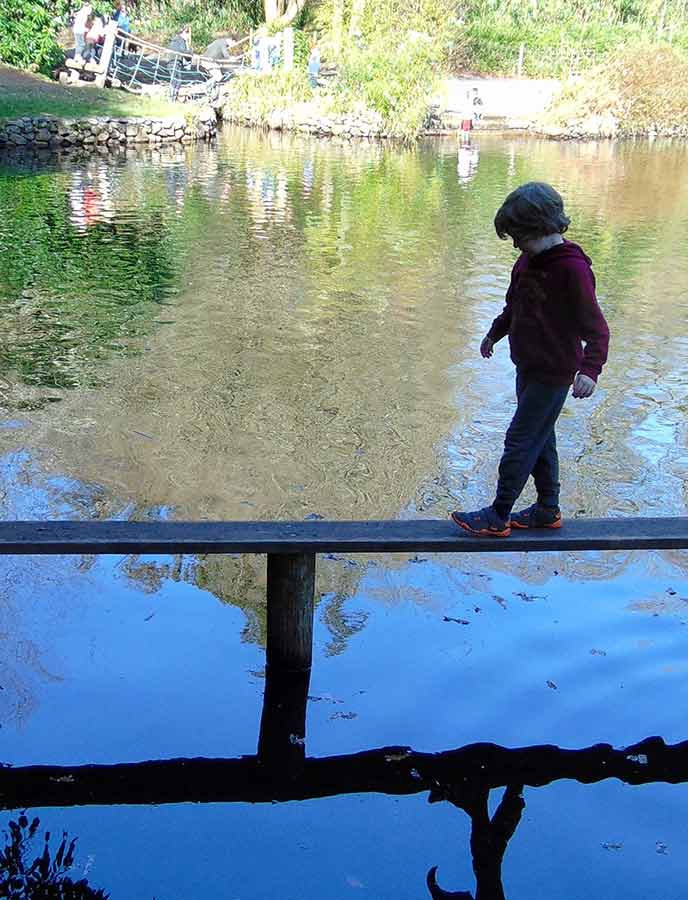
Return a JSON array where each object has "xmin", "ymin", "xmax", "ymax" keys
[
  {"xmin": 450, "ymin": 0, "xmax": 688, "ymax": 76},
  {"xmin": 534, "ymin": 45, "xmax": 688, "ymax": 136},
  {"xmin": 0, "ymin": 64, "xmax": 191, "ymax": 122}
]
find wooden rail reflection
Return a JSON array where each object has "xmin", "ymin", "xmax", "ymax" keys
[{"xmin": 1, "ymin": 736, "xmax": 686, "ymax": 809}]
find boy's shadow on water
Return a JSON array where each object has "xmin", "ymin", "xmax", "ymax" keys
[
  {"xmin": 426, "ymin": 782, "xmax": 524, "ymax": 900},
  {"xmin": 0, "ymin": 787, "xmax": 522, "ymax": 900},
  {"xmin": 2, "ymin": 649, "xmax": 687, "ymax": 898}
]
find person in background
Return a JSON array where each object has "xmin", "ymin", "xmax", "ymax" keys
[
  {"xmin": 307, "ymin": 41, "xmax": 321, "ymax": 88},
  {"xmin": 471, "ymin": 86, "xmax": 483, "ymax": 126},
  {"xmin": 72, "ymin": 3, "xmax": 93, "ymax": 63},
  {"xmin": 169, "ymin": 25, "xmax": 192, "ymax": 101},
  {"xmin": 84, "ymin": 13, "xmax": 105, "ymax": 62},
  {"xmin": 112, "ymin": 2, "xmax": 130, "ymax": 33},
  {"xmin": 204, "ymin": 35, "xmax": 236, "ymax": 61},
  {"xmin": 169, "ymin": 24, "xmax": 192, "ymax": 53},
  {"xmin": 460, "ymin": 89, "xmax": 473, "ymax": 132}
]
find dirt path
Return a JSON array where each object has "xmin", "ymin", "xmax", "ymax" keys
[
  {"xmin": 0, "ymin": 63, "xmax": 71, "ymax": 97},
  {"xmin": 439, "ymin": 75, "xmax": 560, "ymax": 121}
]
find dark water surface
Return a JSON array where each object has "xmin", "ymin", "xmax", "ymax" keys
[{"xmin": 1, "ymin": 129, "xmax": 688, "ymax": 898}]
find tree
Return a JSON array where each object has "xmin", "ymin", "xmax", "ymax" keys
[{"xmin": 262, "ymin": 0, "xmax": 308, "ymax": 27}]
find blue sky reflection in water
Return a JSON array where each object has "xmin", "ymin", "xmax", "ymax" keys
[{"xmin": 1, "ymin": 130, "xmax": 688, "ymax": 898}]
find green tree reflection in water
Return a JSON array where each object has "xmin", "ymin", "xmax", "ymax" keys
[{"xmin": 0, "ymin": 160, "xmax": 181, "ymax": 408}]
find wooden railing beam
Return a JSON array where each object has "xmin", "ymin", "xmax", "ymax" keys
[{"xmin": 0, "ymin": 518, "xmax": 687, "ymax": 556}]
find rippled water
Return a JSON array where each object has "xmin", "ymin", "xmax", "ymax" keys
[{"xmin": 0, "ymin": 130, "xmax": 687, "ymax": 899}]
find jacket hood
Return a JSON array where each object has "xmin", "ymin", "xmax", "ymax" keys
[{"xmin": 528, "ymin": 240, "xmax": 592, "ymax": 268}]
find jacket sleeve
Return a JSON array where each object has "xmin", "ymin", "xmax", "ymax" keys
[
  {"xmin": 487, "ymin": 260, "xmax": 521, "ymax": 343},
  {"xmin": 570, "ymin": 265, "xmax": 610, "ymax": 381}
]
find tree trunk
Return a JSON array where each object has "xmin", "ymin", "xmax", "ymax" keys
[
  {"xmin": 331, "ymin": 0, "xmax": 344, "ymax": 57},
  {"xmin": 264, "ymin": 0, "xmax": 280, "ymax": 24},
  {"xmin": 266, "ymin": 0, "xmax": 307, "ymax": 28},
  {"xmin": 348, "ymin": 0, "xmax": 366, "ymax": 38}
]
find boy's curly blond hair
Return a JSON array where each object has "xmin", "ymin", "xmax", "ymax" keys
[{"xmin": 494, "ymin": 182, "xmax": 571, "ymax": 241}]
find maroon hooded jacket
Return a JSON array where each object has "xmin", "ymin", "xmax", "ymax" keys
[{"xmin": 487, "ymin": 241, "xmax": 610, "ymax": 384}]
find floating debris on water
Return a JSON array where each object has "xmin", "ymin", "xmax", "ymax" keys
[{"xmin": 626, "ymin": 753, "xmax": 648, "ymax": 765}]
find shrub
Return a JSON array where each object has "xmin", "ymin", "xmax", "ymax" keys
[
  {"xmin": 537, "ymin": 43, "xmax": 688, "ymax": 134},
  {"xmin": 133, "ymin": 0, "xmax": 262, "ymax": 50},
  {"xmin": 453, "ymin": 19, "xmax": 641, "ymax": 77},
  {"xmin": 224, "ymin": 67, "xmax": 313, "ymax": 117},
  {"xmin": 0, "ymin": 0, "xmax": 68, "ymax": 75},
  {"xmin": 334, "ymin": 31, "xmax": 448, "ymax": 137}
]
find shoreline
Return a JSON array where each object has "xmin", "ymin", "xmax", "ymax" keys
[
  {"xmin": 0, "ymin": 107, "xmax": 218, "ymax": 151},
  {"xmin": 1, "ymin": 79, "xmax": 685, "ymax": 153}
]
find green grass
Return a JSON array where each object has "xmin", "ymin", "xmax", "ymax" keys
[{"xmin": 0, "ymin": 67, "xmax": 191, "ymax": 122}]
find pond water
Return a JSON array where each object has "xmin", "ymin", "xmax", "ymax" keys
[{"xmin": 1, "ymin": 128, "xmax": 688, "ymax": 899}]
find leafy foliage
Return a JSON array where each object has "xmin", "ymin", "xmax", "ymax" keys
[
  {"xmin": 0, "ymin": 814, "xmax": 109, "ymax": 899},
  {"xmin": 288, "ymin": 0, "xmax": 454, "ymax": 136},
  {"xmin": 453, "ymin": 0, "xmax": 688, "ymax": 74},
  {"xmin": 133, "ymin": 0, "xmax": 262, "ymax": 49},
  {"xmin": 0, "ymin": 0, "xmax": 69, "ymax": 75},
  {"xmin": 334, "ymin": 32, "xmax": 449, "ymax": 137},
  {"xmin": 223, "ymin": 67, "xmax": 313, "ymax": 116},
  {"xmin": 537, "ymin": 43, "xmax": 688, "ymax": 133}
]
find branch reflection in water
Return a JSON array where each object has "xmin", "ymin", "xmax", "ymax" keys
[{"xmin": 2, "ymin": 734, "xmax": 686, "ymax": 898}]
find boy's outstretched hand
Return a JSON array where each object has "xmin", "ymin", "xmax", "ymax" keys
[
  {"xmin": 480, "ymin": 335, "xmax": 494, "ymax": 358},
  {"xmin": 572, "ymin": 373, "xmax": 596, "ymax": 398}
]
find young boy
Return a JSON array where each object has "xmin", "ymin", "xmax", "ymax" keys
[{"xmin": 451, "ymin": 182, "xmax": 610, "ymax": 537}]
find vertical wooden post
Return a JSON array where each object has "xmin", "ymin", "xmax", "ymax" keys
[
  {"xmin": 258, "ymin": 553, "xmax": 315, "ymax": 773},
  {"xmin": 258, "ymin": 668, "xmax": 312, "ymax": 772},
  {"xmin": 517, "ymin": 43, "xmax": 525, "ymax": 78},
  {"xmin": 265, "ymin": 552, "xmax": 315, "ymax": 672},
  {"xmin": 95, "ymin": 21, "xmax": 117, "ymax": 86}
]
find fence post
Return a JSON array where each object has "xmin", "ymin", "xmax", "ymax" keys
[
  {"xmin": 258, "ymin": 552, "xmax": 316, "ymax": 772},
  {"xmin": 517, "ymin": 43, "xmax": 525, "ymax": 78},
  {"xmin": 283, "ymin": 26, "xmax": 294, "ymax": 72}
]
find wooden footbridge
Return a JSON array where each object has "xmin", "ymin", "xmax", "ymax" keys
[{"xmin": 61, "ymin": 23, "xmax": 249, "ymax": 99}]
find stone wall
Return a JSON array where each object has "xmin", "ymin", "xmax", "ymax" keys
[
  {"xmin": 225, "ymin": 104, "xmax": 388, "ymax": 139},
  {"xmin": 0, "ymin": 108, "xmax": 217, "ymax": 150}
]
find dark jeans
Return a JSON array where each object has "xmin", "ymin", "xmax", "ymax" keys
[
  {"xmin": 493, "ymin": 372, "xmax": 569, "ymax": 516},
  {"xmin": 170, "ymin": 58, "xmax": 182, "ymax": 101}
]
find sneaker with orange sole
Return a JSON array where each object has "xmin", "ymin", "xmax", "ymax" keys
[
  {"xmin": 510, "ymin": 503, "xmax": 562, "ymax": 530},
  {"xmin": 450, "ymin": 506, "xmax": 511, "ymax": 538}
]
